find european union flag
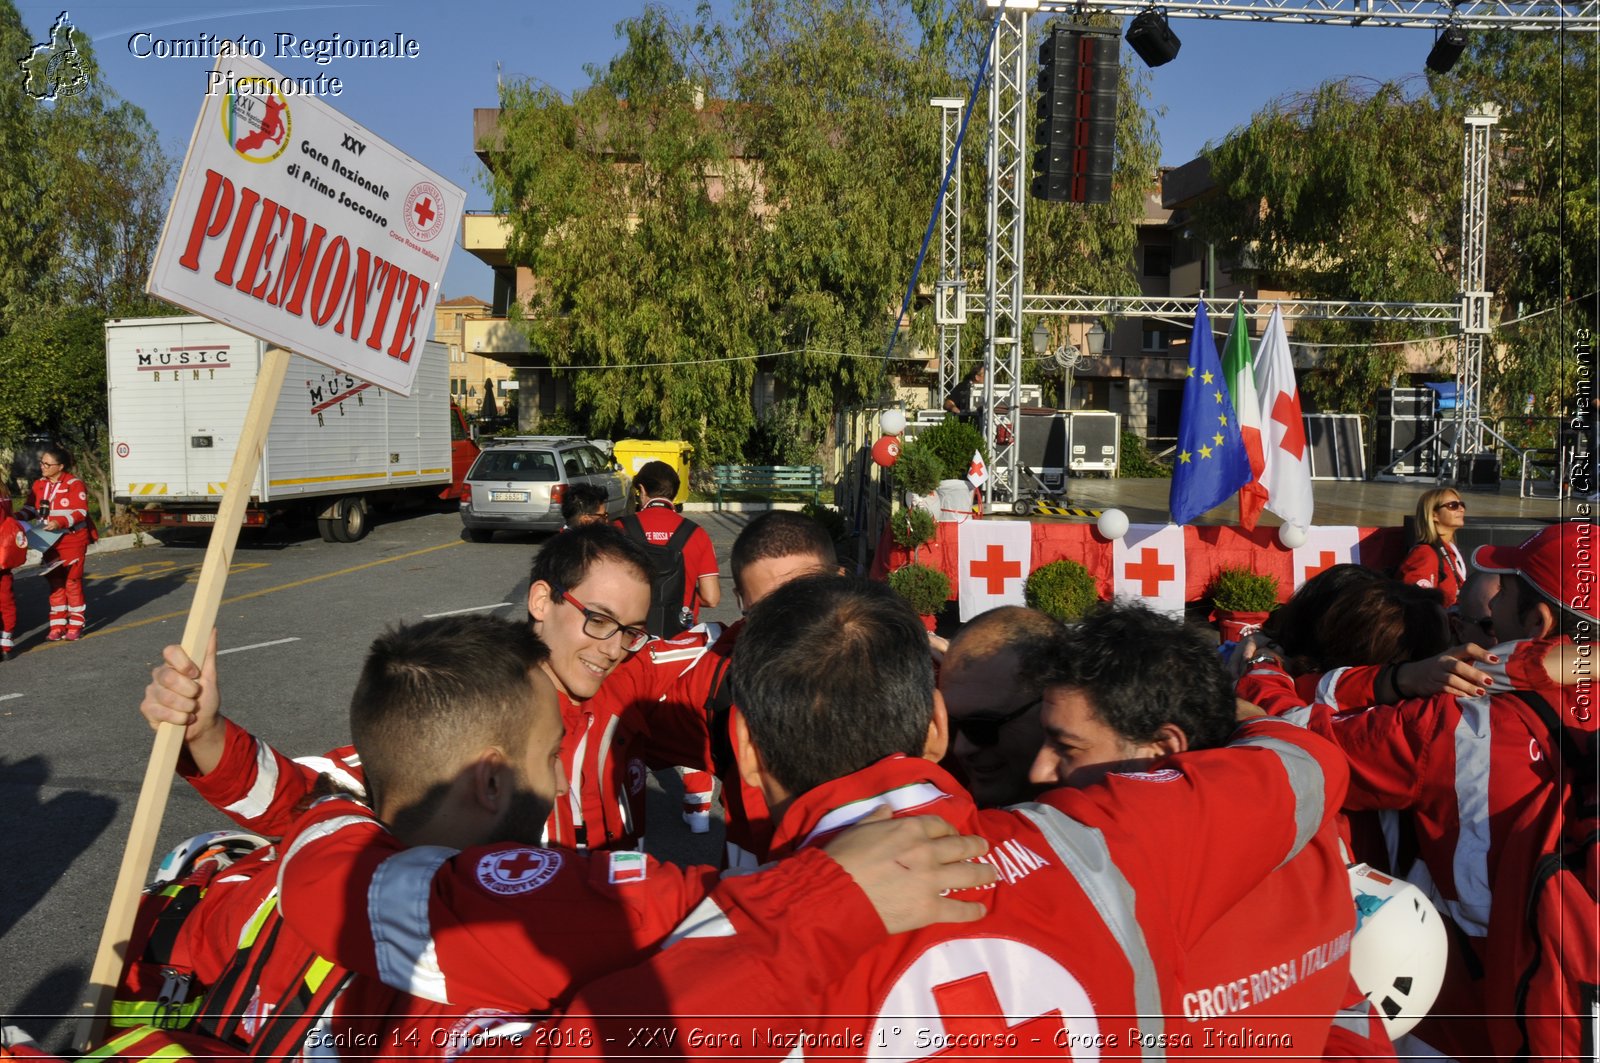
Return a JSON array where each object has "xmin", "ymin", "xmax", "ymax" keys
[{"xmin": 1169, "ymin": 301, "xmax": 1252, "ymax": 525}]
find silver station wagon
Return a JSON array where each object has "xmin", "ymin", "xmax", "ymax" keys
[{"xmin": 459, "ymin": 436, "xmax": 630, "ymax": 540}]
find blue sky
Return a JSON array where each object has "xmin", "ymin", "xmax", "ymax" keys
[{"xmin": 17, "ymin": 1, "xmax": 1438, "ymax": 303}]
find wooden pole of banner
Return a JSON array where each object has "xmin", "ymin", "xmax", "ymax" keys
[{"xmin": 75, "ymin": 347, "xmax": 292, "ymax": 1052}]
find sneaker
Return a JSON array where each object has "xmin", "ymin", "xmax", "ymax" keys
[
  {"xmin": 64, "ymin": 629, "xmax": 81, "ymax": 642},
  {"xmin": 45, "ymin": 629, "xmax": 65, "ymax": 642}
]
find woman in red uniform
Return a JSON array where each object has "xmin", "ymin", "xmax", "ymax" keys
[
  {"xmin": 1397, "ymin": 486, "xmax": 1467, "ymax": 608},
  {"xmin": 26, "ymin": 446, "xmax": 92, "ymax": 640}
]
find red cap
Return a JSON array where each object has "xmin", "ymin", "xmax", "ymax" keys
[{"xmin": 1472, "ymin": 521, "xmax": 1598, "ymax": 624}]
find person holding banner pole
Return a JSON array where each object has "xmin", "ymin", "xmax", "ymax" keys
[{"xmin": 24, "ymin": 446, "xmax": 92, "ymax": 641}]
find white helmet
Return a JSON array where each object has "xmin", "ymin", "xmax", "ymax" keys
[{"xmin": 1347, "ymin": 863, "xmax": 1449, "ymax": 1039}]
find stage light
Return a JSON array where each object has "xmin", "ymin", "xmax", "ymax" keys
[
  {"xmin": 1125, "ymin": 9, "xmax": 1181, "ymax": 69},
  {"xmin": 1426, "ymin": 23, "xmax": 1468, "ymax": 74}
]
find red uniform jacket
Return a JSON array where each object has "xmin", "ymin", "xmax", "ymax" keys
[
  {"xmin": 514, "ymin": 718, "xmax": 1350, "ymax": 1061},
  {"xmin": 1238, "ymin": 638, "xmax": 1594, "ymax": 1058},
  {"xmin": 28, "ymin": 473, "xmax": 90, "ymax": 562},
  {"xmin": 275, "ymin": 795, "xmax": 721, "ymax": 1014},
  {"xmin": 1395, "ymin": 541, "xmax": 1464, "ymax": 608}
]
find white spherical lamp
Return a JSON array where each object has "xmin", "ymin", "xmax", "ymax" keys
[
  {"xmin": 1096, "ymin": 508, "xmax": 1129, "ymax": 541},
  {"xmin": 879, "ymin": 408, "xmax": 907, "ymax": 436},
  {"xmin": 1278, "ymin": 522, "xmax": 1309, "ymax": 549}
]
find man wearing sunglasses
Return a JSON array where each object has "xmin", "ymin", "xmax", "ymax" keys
[
  {"xmin": 939, "ymin": 606, "xmax": 1061, "ymax": 807},
  {"xmin": 942, "ymin": 603, "xmax": 1375, "ymax": 1058}
]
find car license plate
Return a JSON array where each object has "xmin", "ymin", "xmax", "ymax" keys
[
  {"xmin": 490, "ymin": 491, "xmax": 528, "ymax": 502},
  {"xmin": 185, "ymin": 513, "xmax": 218, "ymax": 523}
]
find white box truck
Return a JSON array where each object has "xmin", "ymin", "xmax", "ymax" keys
[{"xmin": 107, "ymin": 316, "xmax": 478, "ymax": 542}]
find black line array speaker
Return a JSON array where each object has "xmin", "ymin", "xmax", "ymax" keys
[{"xmin": 1032, "ymin": 28, "xmax": 1119, "ymax": 204}]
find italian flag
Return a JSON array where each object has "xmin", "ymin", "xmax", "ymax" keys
[{"xmin": 1222, "ymin": 304, "xmax": 1268, "ymax": 530}]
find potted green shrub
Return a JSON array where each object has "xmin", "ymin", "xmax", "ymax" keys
[
  {"xmin": 1024, "ymin": 560, "xmax": 1100, "ymax": 623},
  {"xmin": 1207, "ymin": 566, "xmax": 1282, "ymax": 641},
  {"xmin": 889, "ymin": 505, "xmax": 938, "ymax": 555},
  {"xmin": 893, "ymin": 439, "xmax": 944, "ymax": 517},
  {"xmin": 888, "ymin": 562, "xmax": 951, "ymax": 630}
]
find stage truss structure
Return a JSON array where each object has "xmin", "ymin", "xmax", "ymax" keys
[{"xmin": 952, "ymin": 0, "xmax": 1595, "ymax": 508}]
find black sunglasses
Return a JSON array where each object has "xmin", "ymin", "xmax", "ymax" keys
[
  {"xmin": 1434, "ymin": 500, "xmax": 1465, "ymax": 512},
  {"xmin": 951, "ymin": 696, "xmax": 1043, "ymax": 748}
]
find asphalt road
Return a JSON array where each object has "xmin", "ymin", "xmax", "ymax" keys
[{"xmin": 0, "ymin": 507, "xmax": 748, "ymax": 1054}]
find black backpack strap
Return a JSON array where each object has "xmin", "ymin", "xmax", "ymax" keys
[
  {"xmin": 1518, "ymin": 688, "xmax": 1587, "ymax": 770},
  {"xmin": 666, "ymin": 516, "xmax": 698, "ymax": 552},
  {"xmin": 619, "ymin": 511, "xmax": 646, "ymax": 545}
]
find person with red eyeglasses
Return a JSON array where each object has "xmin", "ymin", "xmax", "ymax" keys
[
  {"xmin": 22, "ymin": 446, "xmax": 93, "ymax": 640},
  {"xmin": 1398, "ymin": 487, "xmax": 1467, "ymax": 607}
]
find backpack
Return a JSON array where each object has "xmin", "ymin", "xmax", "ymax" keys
[
  {"xmin": 619, "ymin": 511, "xmax": 700, "ymax": 638},
  {"xmin": 1487, "ymin": 689, "xmax": 1599, "ymax": 1062},
  {"xmin": 0, "ymin": 515, "xmax": 24, "ymax": 570}
]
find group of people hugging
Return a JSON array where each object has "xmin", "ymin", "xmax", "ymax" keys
[{"xmin": 2, "ymin": 509, "xmax": 1591, "ymax": 1063}]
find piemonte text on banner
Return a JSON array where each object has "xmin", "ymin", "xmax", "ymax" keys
[
  {"xmin": 1169, "ymin": 301, "xmax": 1252, "ymax": 525},
  {"xmin": 147, "ymin": 54, "xmax": 466, "ymax": 396}
]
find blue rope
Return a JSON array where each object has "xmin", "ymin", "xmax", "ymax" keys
[{"xmin": 880, "ymin": 12, "xmax": 1002, "ymax": 369}]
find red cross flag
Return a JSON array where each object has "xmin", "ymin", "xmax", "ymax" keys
[
  {"xmin": 957, "ymin": 518, "xmax": 1032, "ymax": 621},
  {"xmin": 1254, "ymin": 308, "xmax": 1314, "ymax": 530},
  {"xmin": 967, "ymin": 449, "xmax": 988, "ymax": 489},
  {"xmin": 1112, "ymin": 524, "xmax": 1186, "ymax": 618},
  {"xmin": 1292, "ymin": 526, "xmax": 1362, "ymax": 590}
]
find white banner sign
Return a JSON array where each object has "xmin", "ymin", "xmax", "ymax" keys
[
  {"xmin": 147, "ymin": 54, "xmax": 464, "ymax": 396},
  {"xmin": 1112, "ymin": 523, "xmax": 1186, "ymax": 619},
  {"xmin": 956, "ymin": 518, "xmax": 1032, "ymax": 622}
]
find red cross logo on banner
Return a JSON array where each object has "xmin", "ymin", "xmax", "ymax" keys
[
  {"xmin": 1272, "ymin": 391, "xmax": 1307, "ymax": 460},
  {"xmin": 970, "ymin": 544, "xmax": 1021, "ymax": 595},
  {"xmin": 1124, "ymin": 548, "xmax": 1175, "ymax": 597},
  {"xmin": 413, "ymin": 196, "xmax": 435, "ymax": 228},
  {"xmin": 921, "ymin": 973, "xmax": 1065, "ymax": 1059},
  {"xmin": 1302, "ymin": 549, "xmax": 1339, "ymax": 582}
]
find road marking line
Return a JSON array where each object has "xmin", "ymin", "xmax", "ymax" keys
[
  {"xmin": 218, "ymin": 637, "xmax": 301, "ymax": 656},
  {"xmin": 422, "ymin": 603, "xmax": 514, "ymax": 618},
  {"xmin": 0, "ymin": 693, "xmax": 21, "ymax": 702},
  {"xmin": 51, "ymin": 541, "xmax": 465, "ymax": 645}
]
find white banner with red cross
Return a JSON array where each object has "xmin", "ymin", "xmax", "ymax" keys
[
  {"xmin": 1112, "ymin": 524, "xmax": 1186, "ymax": 618},
  {"xmin": 1291, "ymin": 525, "xmax": 1363, "ymax": 590},
  {"xmin": 957, "ymin": 518, "xmax": 1033, "ymax": 621}
]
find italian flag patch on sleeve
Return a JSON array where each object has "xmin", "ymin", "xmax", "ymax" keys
[{"xmin": 608, "ymin": 850, "xmax": 648, "ymax": 884}]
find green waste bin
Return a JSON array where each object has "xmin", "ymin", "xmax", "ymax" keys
[{"xmin": 612, "ymin": 439, "xmax": 693, "ymax": 505}]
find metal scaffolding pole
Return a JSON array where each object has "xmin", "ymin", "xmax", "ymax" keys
[
  {"xmin": 1451, "ymin": 105, "xmax": 1501, "ymax": 478},
  {"xmin": 933, "ymin": 98, "xmax": 966, "ymax": 410},
  {"xmin": 982, "ymin": 8, "xmax": 1029, "ymax": 508}
]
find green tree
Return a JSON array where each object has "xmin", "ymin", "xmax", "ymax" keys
[
  {"xmin": 1435, "ymin": 31, "xmax": 1596, "ymax": 424},
  {"xmin": 1191, "ymin": 32, "xmax": 1595, "ymax": 420},
  {"xmin": 1191, "ymin": 79, "xmax": 1460, "ymax": 412},
  {"xmin": 492, "ymin": 9, "xmax": 766, "ymax": 464},
  {"xmin": 0, "ymin": 2, "xmax": 172, "ymax": 515},
  {"xmin": 488, "ymin": 1, "xmax": 1161, "ymax": 459}
]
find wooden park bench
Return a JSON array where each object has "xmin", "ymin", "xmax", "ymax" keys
[{"xmin": 711, "ymin": 464, "xmax": 824, "ymax": 511}]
